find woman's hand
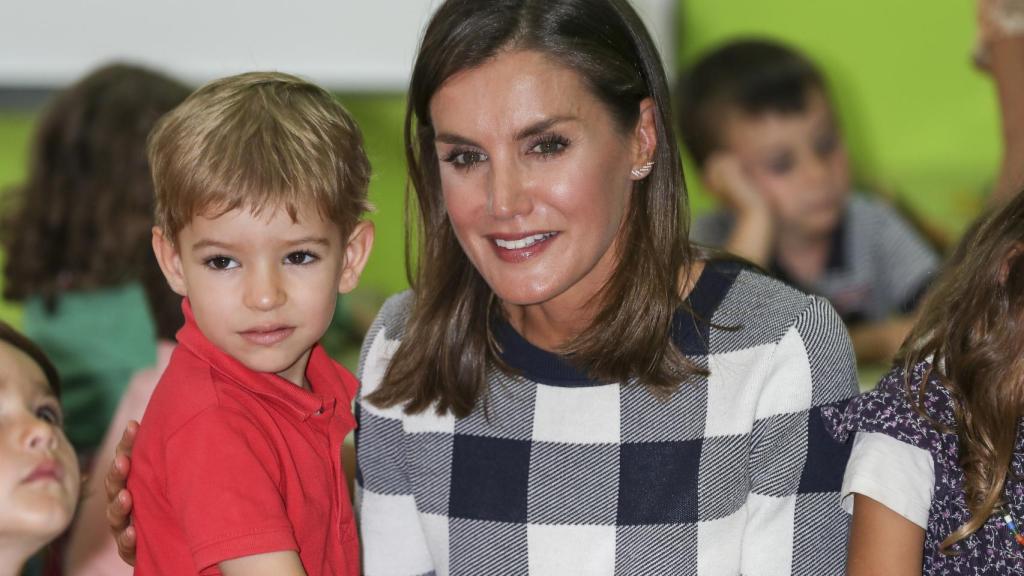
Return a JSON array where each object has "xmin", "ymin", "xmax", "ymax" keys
[{"xmin": 104, "ymin": 420, "xmax": 139, "ymax": 566}]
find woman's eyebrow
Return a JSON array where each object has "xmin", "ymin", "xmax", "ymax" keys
[
  {"xmin": 434, "ymin": 115, "xmax": 577, "ymax": 146},
  {"xmin": 514, "ymin": 116, "xmax": 575, "ymax": 141}
]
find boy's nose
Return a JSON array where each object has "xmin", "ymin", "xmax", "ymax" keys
[{"xmin": 244, "ymin": 268, "xmax": 287, "ymax": 311}]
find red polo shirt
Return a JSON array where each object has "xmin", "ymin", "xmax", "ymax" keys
[{"xmin": 130, "ymin": 299, "xmax": 360, "ymax": 575}]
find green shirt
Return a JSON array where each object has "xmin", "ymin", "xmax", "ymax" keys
[{"xmin": 24, "ymin": 283, "xmax": 156, "ymax": 454}]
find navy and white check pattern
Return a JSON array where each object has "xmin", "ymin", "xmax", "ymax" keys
[{"xmin": 356, "ymin": 261, "xmax": 858, "ymax": 575}]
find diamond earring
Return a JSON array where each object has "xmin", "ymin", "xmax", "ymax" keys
[{"xmin": 630, "ymin": 161, "xmax": 655, "ymax": 179}]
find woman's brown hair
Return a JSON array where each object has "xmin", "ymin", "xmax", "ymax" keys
[
  {"xmin": 368, "ymin": 0, "xmax": 700, "ymax": 417},
  {"xmin": 2, "ymin": 63, "xmax": 189, "ymax": 308},
  {"xmin": 899, "ymin": 190, "xmax": 1024, "ymax": 552}
]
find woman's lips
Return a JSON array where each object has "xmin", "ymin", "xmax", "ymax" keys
[
  {"xmin": 22, "ymin": 460, "xmax": 63, "ymax": 484},
  {"xmin": 239, "ymin": 326, "xmax": 295, "ymax": 346},
  {"xmin": 489, "ymin": 231, "xmax": 558, "ymax": 263}
]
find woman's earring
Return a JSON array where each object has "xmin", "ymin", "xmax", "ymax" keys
[{"xmin": 630, "ymin": 161, "xmax": 655, "ymax": 179}]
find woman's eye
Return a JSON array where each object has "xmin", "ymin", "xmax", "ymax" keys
[
  {"xmin": 285, "ymin": 251, "xmax": 318, "ymax": 265},
  {"xmin": 35, "ymin": 404, "xmax": 62, "ymax": 426},
  {"xmin": 529, "ymin": 136, "xmax": 569, "ymax": 156},
  {"xmin": 204, "ymin": 256, "xmax": 238, "ymax": 270},
  {"xmin": 443, "ymin": 149, "xmax": 487, "ymax": 169}
]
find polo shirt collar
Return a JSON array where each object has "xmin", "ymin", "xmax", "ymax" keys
[
  {"xmin": 769, "ymin": 208, "xmax": 849, "ymax": 285},
  {"xmin": 175, "ymin": 298, "xmax": 357, "ymax": 423}
]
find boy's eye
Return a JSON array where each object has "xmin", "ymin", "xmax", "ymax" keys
[
  {"xmin": 815, "ymin": 133, "xmax": 839, "ymax": 157},
  {"xmin": 443, "ymin": 148, "xmax": 488, "ymax": 170},
  {"xmin": 528, "ymin": 135, "xmax": 570, "ymax": 157},
  {"xmin": 767, "ymin": 153, "xmax": 795, "ymax": 175},
  {"xmin": 35, "ymin": 403, "xmax": 62, "ymax": 426},
  {"xmin": 204, "ymin": 256, "xmax": 238, "ymax": 270},
  {"xmin": 285, "ymin": 251, "xmax": 318, "ymax": 265}
]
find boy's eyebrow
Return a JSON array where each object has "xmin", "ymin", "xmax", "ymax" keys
[
  {"xmin": 283, "ymin": 236, "xmax": 331, "ymax": 247},
  {"xmin": 191, "ymin": 239, "xmax": 237, "ymax": 251},
  {"xmin": 434, "ymin": 115, "xmax": 576, "ymax": 146},
  {"xmin": 190, "ymin": 237, "xmax": 332, "ymax": 251}
]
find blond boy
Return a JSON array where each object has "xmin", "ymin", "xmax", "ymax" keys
[{"xmin": 129, "ymin": 72, "xmax": 373, "ymax": 576}]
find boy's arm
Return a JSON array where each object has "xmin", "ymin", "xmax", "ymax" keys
[
  {"xmin": 219, "ymin": 551, "xmax": 307, "ymax": 576},
  {"xmin": 703, "ymin": 153, "xmax": 774, "ymax": 267},
  {"xmin": 846, "ymin": 494, "xmax": 925, "ymax": 575}
]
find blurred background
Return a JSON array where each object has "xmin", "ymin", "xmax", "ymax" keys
[{"xmin": 0, "ymin": 0, "xmax": 997, "ymax": 359}]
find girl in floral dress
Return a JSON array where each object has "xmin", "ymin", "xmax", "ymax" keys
[{"xmin": 827, "ymin": 189, "xmax": 1024, "ymax": 574}]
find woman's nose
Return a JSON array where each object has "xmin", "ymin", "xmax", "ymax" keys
[{"xmin": 487, "ymin": 162, "xmax": 533, "ymax": 218}]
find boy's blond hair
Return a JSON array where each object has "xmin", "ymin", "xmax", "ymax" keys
[{"xmin": 149, "ymin": 71, "xmax": 370, "ymax": 241}]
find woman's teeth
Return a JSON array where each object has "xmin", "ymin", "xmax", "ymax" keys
[{"xmin": 494, "ymin": 233, "xmax": 554, "ymax": 250}]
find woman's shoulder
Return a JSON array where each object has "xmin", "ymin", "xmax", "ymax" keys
[
  {"xmin": 697, "ymin": 258, "xmax": 840, "ymax": 348},
  {"xmin": 366, "ymin": 290, "xmax": 415, "ymax": 340},
  {"xmin": 824, "ymin": 361, "xmax": 955, "ymax": 450}
]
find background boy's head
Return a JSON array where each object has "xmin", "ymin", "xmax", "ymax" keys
[
  {"xmin": 677, "ymin": 39, "xmax": 851, "ymax": 239},
  {"xmin": 148, "ymin": 71, "xmax": 374, "ymax": 383}
]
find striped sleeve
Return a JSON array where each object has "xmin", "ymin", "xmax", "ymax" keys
[
  {"xmin": 742, "ymin": 296, "xmax": 858, "ymax": 576},
  {"xmin": 356, "ymin": 294, "xmax": 438, "ymax": 576},
  {"xmin": 871, "ymin": 201, "xmax": 939, "ymax": 313}
]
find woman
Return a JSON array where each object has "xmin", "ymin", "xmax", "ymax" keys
[{"xmin": 108, "ymin": 0, "xmax": 858, "ymax": 573}]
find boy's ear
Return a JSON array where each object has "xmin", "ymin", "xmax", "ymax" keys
[
  {"xmin": 152, "ymin": 227, "xmax": 189, "ymax": 297},
  {"xmin": 630, "ymin": 97, "xmax": 658, "ymax": 172},
  {"xmin": 337, "ymin": 220, "xmax": 375, "ymax": 294}
]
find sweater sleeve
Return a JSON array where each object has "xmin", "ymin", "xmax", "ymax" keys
[
  {"xmin": 356, "ymin": 295, "xmax": 438, "ymax": 576},
  {"xmin": 742, "ymin": 297, "xmax": 859, "ymax": 576}
]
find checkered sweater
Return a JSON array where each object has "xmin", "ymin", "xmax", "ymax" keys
[{"xmin": 356, "ymin": 261, "xmax": 858, "ymax": 575}]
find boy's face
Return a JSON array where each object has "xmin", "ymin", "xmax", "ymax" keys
[
  {"xmin": 153, "ymin": 205, "xmax": 373, "ymax": 386},
  {"xmin": 721, "ymin": 88, "xmax": 851, "ymax": 240},
  {"xmin": 0, "ymin": 340, "xmax": 79, "ymax": 547}
]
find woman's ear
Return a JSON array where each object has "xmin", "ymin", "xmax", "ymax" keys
[
  {"xmin": 151, "ymin": 227, "xmax": 189, "ymax": 297},
  {"xmin": 629, "ymin": 97, "xmax": 658, "ymax": 180}
]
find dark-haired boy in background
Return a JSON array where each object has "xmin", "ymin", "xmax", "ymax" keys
[{"xmin": 677, "ymin": 39, "xmax": 939, "ymax": 364}]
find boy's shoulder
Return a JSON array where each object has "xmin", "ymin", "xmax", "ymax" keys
[{"xmin": 139, "ymin": 344, "xmax": 246, "ymax": 441}]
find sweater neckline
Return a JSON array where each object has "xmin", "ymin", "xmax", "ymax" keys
[{"xmin": 492, "ymin": 260, "xmax": 741, "ymax": 387}]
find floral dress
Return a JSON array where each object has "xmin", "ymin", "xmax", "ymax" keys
[{"xmin": 824, "ymin": 362, "xmax": 1024, "ymax": 574}]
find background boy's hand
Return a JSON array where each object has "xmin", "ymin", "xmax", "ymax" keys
[
  {"xmin": 704, "ymin": 153, "xmax": 775, "ymax": 266},
  {"xmin": 105, "ymin": 420, "xmax": 139, "ymax": 566},
  {"xmin": 704, "ymin": 153, "xmax": 770, "ymax": 217}
]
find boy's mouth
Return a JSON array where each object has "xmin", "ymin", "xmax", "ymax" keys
[{"xmin": 239, "ymin": 325, "xmax": 295, "ymax": 346}]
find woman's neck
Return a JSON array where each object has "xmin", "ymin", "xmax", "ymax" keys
[{"xmin": 502, "ymin": 259, "xmax": 706, "ymax": 352}]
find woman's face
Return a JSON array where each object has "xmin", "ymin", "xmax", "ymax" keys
[
  {"xmin": 0, "ymin": 340, "xmax": 79, "ymax": 547},
  {"xmin": 430, "ymin": 50, "xmax": 654, "ymax": 315}
]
